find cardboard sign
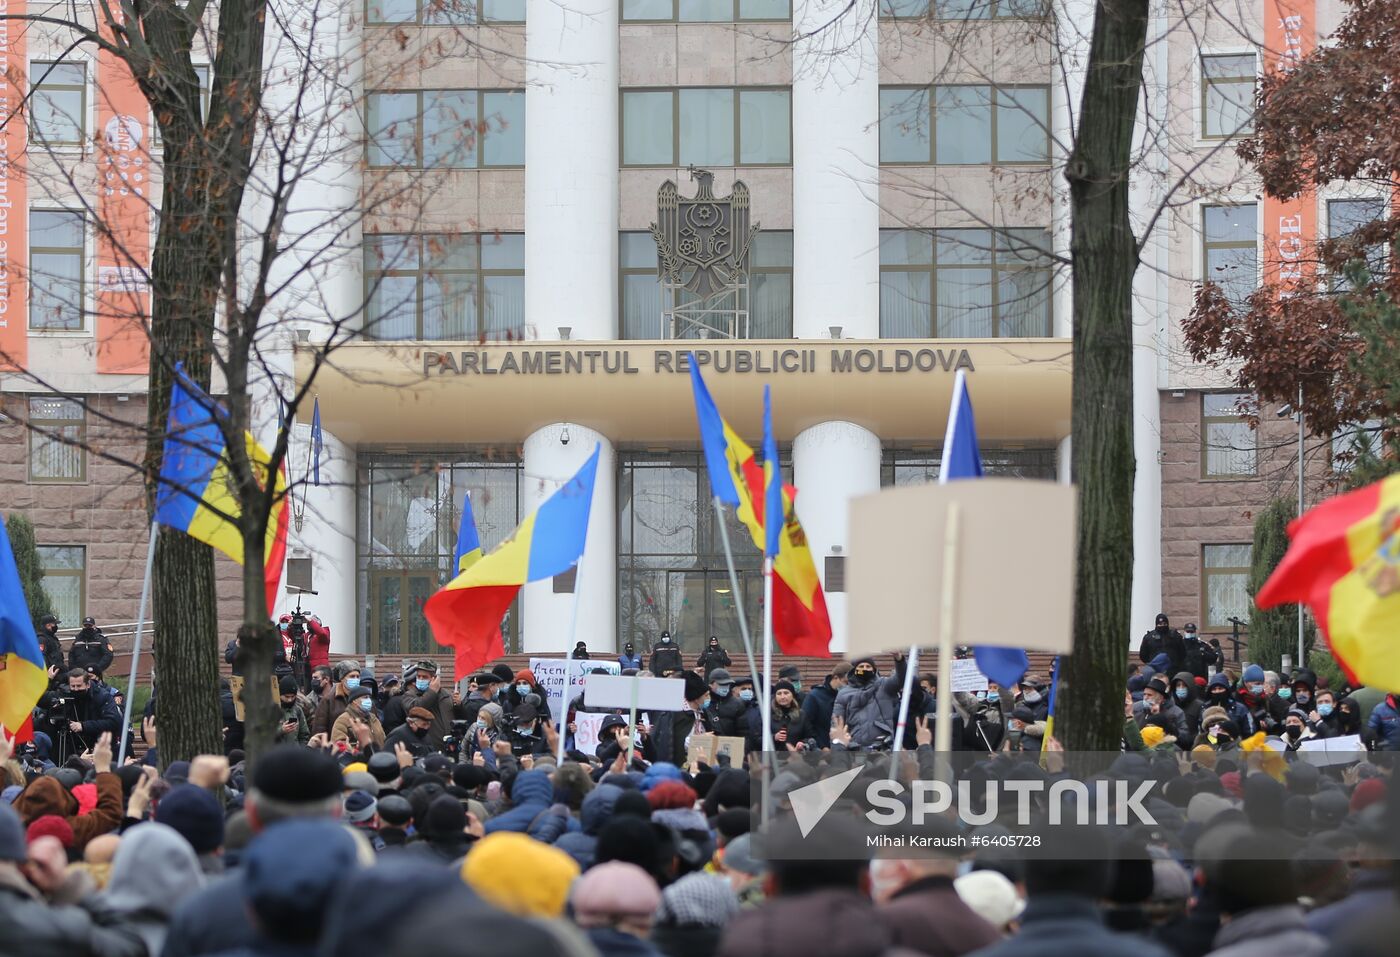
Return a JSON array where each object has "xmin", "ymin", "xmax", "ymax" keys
[
  {"xmin": 584, "ymin": 673, "xmax": 688, "ymax": 712},
  {"xmin": 950, "ymin": 658, "xmax": 989, "ymax": 693},
  {"xmin": 846, "ymin": 479, "xmax": 1077, "ymax": 657},
  {"xmin": 684, "ymin": 733, "xmax": 748, "ymax": 770},
  {"xmin": 573, "ymin": 711, "xmax": 609, "ymax": 756},
  {"xmin": 529, "ymin": 657, "xmax": 621, "ymax": 724}
]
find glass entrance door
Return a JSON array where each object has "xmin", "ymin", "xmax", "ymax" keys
[
  {"xmin": 369, "ymin": 570, "xmax": 435, "ymax": 656},
  {"xmin": 660, "ymin": 568, "xmax": 763, "ymax": 658}
]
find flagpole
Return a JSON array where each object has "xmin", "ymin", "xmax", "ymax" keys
[
  {"xmin": 711, "ymin": 497, "xmax": 760, "ymax": 691},
  {"xmin": 889, "ymin": 644, "xmax": 919, "ymax": 780},
  {"xmin": 932, "ymin": 503, "xmax": 961, "ymax": 782},
  {"xmin": 117, "ymin": 520, "xmax": 158, "ymax": 767},
  {"xmin": 760, "ymin": 554, "xmax": 774, "ymax": 828},
  {"xmin": 559, "ymin": 460, "xmax": 595, "ymax": 767}
]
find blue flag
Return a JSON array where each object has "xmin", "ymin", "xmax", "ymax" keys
[
  {"xmin": 762, "ymin": 385, "xmax": 782, "ymax": 559},
  {"xmin": 453, "ymin": 492, "xmax": 484, "ymax": 574},
  {"xmin": 310, "ymin": 398, "xmax": 323, "ymax": 486},
  {"xmin": 688, "ymin": 357, "xmax": 739, "ymax": 506},
  {"xmin": 940, "ymin": 369, "xmax": 1030, "ymax": 689}
]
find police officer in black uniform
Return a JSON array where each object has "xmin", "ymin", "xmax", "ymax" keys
[
  {"xmin": 68, "ymin": 617, "xmax": 115, "ymax": 676},
  {"xmin": 36, "ymin": 614, "xmax": 66, "ymax": 672}
]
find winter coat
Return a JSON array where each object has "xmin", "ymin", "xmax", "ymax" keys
[
  {"xmin": 555, "ymin": 783, "xmax": 623, "ymax": 869},
  {"xmin": 275, "ymin": 703, "xmax": 311, "ymax": 745},
  {"xmin": 159, "ymin": 874, "xmax": 254, "ymax": 957},
  {"xmin": 483, "ymin": 770, "xmax": 555, "ymax": 834},
  {"xmin": 1306, "ymin": 870, "xmax": 1394, "ymax": 939},
  {"xmin": 878, "ymin": 875, "xmax": 1001, "ymax": 957},
  {"xmin": 963, "ymin": 894, "xmax": 1174, "ymax": 957},
  {"xmin": 618, "ymin": 653, "xmax": 643, "ymax": 670},
  {"xmin": 758, "ymin": 702, "xmax": 809, "ymax": 752},
  {"xmin": 1367, "ymin": 695, "xmax": 1400, "ymax": 750},
  {"xmin": 717, "ymin": 888, "xmax": 922, "ymax": 957},
  {"xmin": 833, "ymin": 670, "xmax": 907, "ymax": 749},
  {"xmin": 652, "ymin": 708, "xmax": 716, "ymax": 766},
  {"xmin": 331, "ymin": 707, "xmax": 386, "ymax": 748},
  {"xmin": 98, "ymin": 822, "xmax": 207, "ymax": 957},
  {"xmin": 1181, "ymin": 636, "xmax": 1222, "ymax": 681},
  {"xmin": 0, "ymin": 865, "xmax": 147, "ymax": 957},
  {"xmin": 68, "ymin": 629, "xmax": 114, "ymax": 675},
  {"xmin": 38, "ymin": 630, "xmax": 66, "ymax": 672},
  {"xmin": 1140, "ymin": 627, "xmax": 1186, "ymax": 675},
  {"xmin": 695, "ymin": 646, "xmax": 732, "ymax": 678},
  {"xmin": 1207, "ymin": 905, "xmax": 1326, "ymax": 957},
  {"xmin": 706, "ymin": 691, "xmax": 748, "ymax": 738},
  {"xmin": 1203, "ymin": 675, "xmax": 1255, "ymax": 735},
  {"xmin": 801, "ymin": 681, "xmax": 841, "ymax": 749},
  {"xmin": 306, "ymin": 618, "xmax": 331, "ymax": 670},
  {"xmin": 12, "ymin": 772, "xmax": 123, "ymax": 853},
  {"xmin": 397, "ymin": 684, "xmax": 456, "ymax": 747},
  {"xmin": 650, "ymin": 642, "xmax": 685, "ymax": 675},
  {"xmin": 506, "ymin": 669, "xmax": 553, "ymax": 724},
  {"xmin": 310, "ymin": 685, "xmax": 352, "ymax": 738}
]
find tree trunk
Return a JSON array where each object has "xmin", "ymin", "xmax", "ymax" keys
[
  {"xmin": 151, "ymin": 530, "xmax": 224, "ymax": 764},
  {"xmin": 1059, "ymin": 0, "xmax": 1149, "ymax": 752}
]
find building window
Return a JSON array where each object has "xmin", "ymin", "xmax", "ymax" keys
[
  {"xmin": 28, "ymin": 397, "xmax": 86, "ymax": 482},
  {"xmin": 1201, "ymin": 54, "xmax": 1256, "ymax": 139},
  {"xmin": 29, "ymin": 211, "xmax": 86, "ymax": 331},
  {"xmin": 368, "ymin": 0, "xmax": 524, "ymax": 24},
  {"xmin": 878, "ymin": 228, "xmax": 1052, "ymax": 337},
  {"xmin": 879, "ymin": 85, "xmax": 1049, "ymax": 165},
  {"xmin": 1203, "ymin": 543, "xmax": 1251, "ymax": 629},
  {"xmin": 622, "ymin": 0, "xmax": 789, "ymax": 21},
  {"xmin": 363, "ymin": 233, "xmax": 524, "ymax": 340},
  {"xmin": 1327, "ymin": 198, "xmax": 1386, "ymax": 287},
  {"xmin": 1201, "ymin": 392, "xmax": 1257, "ymax": 479},
  {"xmin": 1202, "ymin": 203, "xmax": 1257, "ymax": 308},
  {"xmin": 367, "ymin": 90, "xmax": 524, "ymax": 169},
  {"xmin": 37, "ymin": 546, "xmax": 85, "ymax": 624},
  {"xmin": 621, "ymin": 88, "xmax": 791, "ymax": 167},
  {"xmin": 879, "ymin": 0, "xmax": 1044, "ymax": 17},
  {"xmin": 1332, "ymin": 419, "xmax": 1383, "ymax": 473},
  {"xmin": 620, "ymin": 231, "xmax": 793, "ymax": 339},
  {"xmin": 882, "ymin": 448, "xmax": 1056, "ymax": 484},
  {"xmin": 30, "ymin": 62, "xmax": 86, "ymax": 147}
]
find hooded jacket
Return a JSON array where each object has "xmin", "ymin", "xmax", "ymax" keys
[
  {"xmin": 1202, "ymin": 673, "xmax": 1254, "ymax": 735},
  {"xmin": 1170, "ymin": 671, "xmax": 1203, "ymax": 738},
  {"xmin": 483, "ymin": 770, "xmax": 556, "ymax": 835},
  {"xmin": 555, "ymin": 783, "xmax": 623, "ymax": 869},
  {"xmin": 833, "ymin": 661, "xmax": 910, "ymax": 750},
  {"xmin": 98, "ymin": 822, "xmax": 207, "ymax": 957},
  {"xmin": 12, "ymin": 773, "xmax": 123, "ymax": 853},
  {"xmin": 507, "ymin": 669, "xmax": 553, "ymax": 722},
  {"xmin": 0, "ymin": 862, "xmax": 147, "ymax": 957}
]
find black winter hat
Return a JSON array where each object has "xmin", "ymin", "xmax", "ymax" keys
[
  {"xmin": 251, "ymin": 745, "xmax": 343, "ymax": 804},
  {"xmin": 347, "ymin": 685, "xmax": 372, "ymax": 702},
  {"xmin": 681, "ymin": 670, "xmax": 709, "ymax": 702},
  {"xmin": 419, "ymin": 794, "xmax": 466, "ymax": 839},
  {"xmin": 491, "ymin": 664, "xmax": 515, "ymax": 684},
  {"xmin": 278, "ymin": 676, "xmax": 299, "ymax": 696},
  {"xmin": 1146, "ymin": 676, "xmax": 1171, "ymax": 697},
  {"xmin": 452, "ymin": 765, "xmax": 491, "ymax": 791},
  {"xmin": 367, "ymin": 751, "xmax": 401, "ymax": 784},
  {"xmin": 376, "ymin": 794, "xmax": 413, "ymax": 827},
  {"xmin": 155, "ymin": 784, "xmax": 226, "ymax": 855},
  {"xmin": 772, "ymin": 680, "xmax": 796, "ymax": 696}
]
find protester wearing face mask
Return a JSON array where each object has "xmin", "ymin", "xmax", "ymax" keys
[
  {"xmin": 382, "ymin": 707, "xmax": 439, "ymax": 758},
  {"xmin": 507, "ymin": 669, "xmax": 553, "ymax": 725},
  {"xmin": 1281, "ymin": 709, "xmax": 1316, "ymax": 752},
  {"xmin": 1132, "ymin": 676, "xmax": 1190, "ymax": 746},
  {"xmin": 1238, "ymin": 664, "xmax": 1281, "ymax": 735},
  {"xmin": 331, "ymin": 686, "xmax": 386, "ymax": 750},
  {"xmin": 732, "ymin": 676, "xmax": 760, "ymax": 740},
  {"xmin": 1203, "ymin": 672, "xmax": 1255, "ymax": 736},
  {"xmin": 274, "ymin": 676, "xmax": 311, "ymax": 745},
  {"xmin": 618, "ymin": 642, "xmax": 643, "ymax": 671},
  {"xmin": 310, "ymin": 660, "xmax": 361, "ymax": 738},
  {"xmin": 1288, "ymin": 669, "xmax": 1318, "ymax": 715},
  {"xmin": 1179, "ymin": 621, "xmax": 1223, "ymax": 680},
  {"xmin": 1139, "ymin": 613, "xmax": 1186, "ymax": 676},
  {"xmin": 706, "ymin": 669, "xmax": 746, "ymax": 737},
  {"xmin": 394, "ymin": 660, "xmax": 454, "ymax": 748},
  {"xmin": 505, "ymin": 703, "xmax": 552, "ymax": 757},
  {"xmin": 1170, "ymin": 672, "xmax": 1203, "ymax": 739},
  {"xmin": 696, "ymin": 636, "xmax": 732, "ymax": 679}
]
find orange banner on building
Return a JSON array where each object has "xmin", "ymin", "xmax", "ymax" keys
[
  {"xmin": 1261, "ymin": 0, "xmax": 1316, "ymax": 293},
  {"xmin": 95, "ymin": 26, "xmax": 151, "ymax": 374},
  {"xmin": 0, "ymin": 0, "xmax": 28, "ymax": 371}
]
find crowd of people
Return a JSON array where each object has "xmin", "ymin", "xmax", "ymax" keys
[{"xmin": 1, "ymin": 617, "xmax": 1397, "ymax": 957}]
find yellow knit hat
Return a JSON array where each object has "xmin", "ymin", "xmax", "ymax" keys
[
  {"xmin": 460, "ymin": 832, "xmax": 580, "ymax": 917},
  {"xmin": 343, "ymin": 762, "xmax": 368, "ymax": 775},
  {"xmin": 1140, "ymin": 725, "xmax": 1165, "ymax": 748}
]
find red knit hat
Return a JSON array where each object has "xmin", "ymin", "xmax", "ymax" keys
[
  {"xmin": 646, "ymin": 779, "xmax": 698, "ymax": 811},
  {"xmin": 1350, "ymin": 778, "xmax": 1386, "ymax": 814},
  {"xmin": 1219, "ymin": 771, "xmax": 1243, "ymax": 799},
  {"xmin": 26, "ymin": 814, "xmax": 74, "ymax": 848}
]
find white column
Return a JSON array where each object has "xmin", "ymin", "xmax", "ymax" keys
[
  {"xmin": 791, "ymin": 0, "xmax": 880, "ymax": 339},
  {"xmin": 521, "ymin": 423, "xmax": 616, "ymax": 654},
  {"xmin": 1056, "ymin": 435, "xmax": 1072, "ymax": 485},
  {"xmin": 1051, "ymin": 0, "xmax": 1093, "ymax": 338},
  {"xmin": 1128, "ymin": 0, "xmax": 1169, "ymax": 633},
  {"xmin": 525, "ymin": 0, "xmax": 618, "ymax": 341},
  {"xmin": 284, "ymin": 428, "xmax": 358, "ymax": 653},
  {"xmin": 792, "ymin": 421, "xmax": 881, "ymax": 654}
]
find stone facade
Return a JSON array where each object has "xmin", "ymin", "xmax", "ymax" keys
[{"xmin": 0, "ymin": 393, "xmax": 245, "ymax": 652}]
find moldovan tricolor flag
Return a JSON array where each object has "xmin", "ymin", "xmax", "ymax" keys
[
  {"xmin": 1256, "ymin": 474, "xmax": 1400, "ymax": 691},
  {"xmin": 0, "ymin": 517, "xmax": 49, "ymax": 743},
  {"xmin": 688, "ymin": 360, "xmax": 832, "ymax": 656},
  {"xmin": 154, "ymin": 365, "xmax": 290, "ymax": 614},
  {"xmin": 425, "ymin": 447, "xmax": 601, "ymax": 677}
]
